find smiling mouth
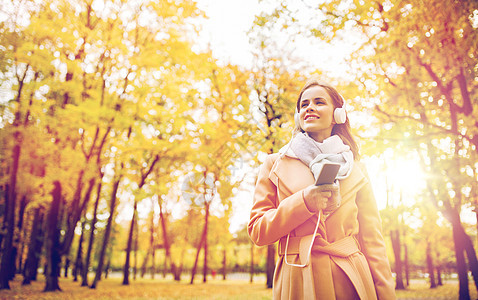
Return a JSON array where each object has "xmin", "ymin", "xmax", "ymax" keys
[{"xmin": 305, "ymin": 115, "xmax": 319, "ymax": 120}]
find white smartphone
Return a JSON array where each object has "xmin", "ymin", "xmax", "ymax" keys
[{"xmin": 315, "ymin": 163, "xmax": 341, "ymax": 185}]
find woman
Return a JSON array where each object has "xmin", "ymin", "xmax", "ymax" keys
[{"xmin": 248, "ymin": 79, "xmax": 396, "ymax": 299}]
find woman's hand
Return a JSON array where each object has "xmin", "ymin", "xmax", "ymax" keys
[{"xmin": 302, "ymin": 183, "xmax": 341, "ymax": 214}]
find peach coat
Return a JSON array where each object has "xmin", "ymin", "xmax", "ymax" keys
[{"xmin": 248, "ymin": 152, "xmax": 396, "ymax": 299}]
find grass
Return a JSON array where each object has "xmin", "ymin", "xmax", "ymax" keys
[
  {"xmin": 0, "ymin": 274, "xmax": 476, "ymax": 299},
  {"xmin": 0, "ymin": 274, "xmax": 271, "ymax": 300},
  {"xmin": 395, "ymin": 280, "xmax": 477, "ymax": 300}
]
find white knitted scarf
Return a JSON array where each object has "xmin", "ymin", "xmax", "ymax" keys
[{"xmin": 286, "ymin": 133, "xmax": 354, "ymax": 180}]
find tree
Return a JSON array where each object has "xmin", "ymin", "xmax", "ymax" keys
[
  {"xmin": 22, "ymin": 207, "xmax": 45, "ymax": 285},
  {"xmin": 90, "ymin": 162, "xmax": 123, "ymax": 289},
  {"xmin": 187, "ymin": 171, "xmax": 217, "ymax": 284},
  {"xmin": 0, "ymin": 0, "xmax": 211, "ymax": 292},
  {"xmin": 81, "ymin": 173, "xmax": 104, "ymax": 287},
  {"xmin": 72, "ymin": 216, "xmax": 86, "ymax": 282},
  {"xmin": 122, "ymin": 155, "xmax": 159, "ymax": 285},
  {"xmin": 182, "ymin": 61, "xmax": 253, "ymax": 284},
  {"xmin": 354, "ymin": 2, "xmax": 478, "ymax": 297},
  {"xmin": 234, "ymin": 225, "xmax": 255, "ymax": 282},
  {"xmin": 157, "ymin": 191, "xmax": 180, "ymax": 280},
  {"xmin": 169, "ymin": 209, "xmax": 202, "ymax": 281},
  {"xmin": 43, "ymin": 181, "xmax": 62, "ymax": 292}
]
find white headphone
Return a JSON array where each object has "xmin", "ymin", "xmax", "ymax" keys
[
  {"xmin": 294, "ymin": 107, "xmax": 300, "ymax": 126},
  {"xmin": 334, "ymin": 106, "xmax": 347, "ymax": 124}
]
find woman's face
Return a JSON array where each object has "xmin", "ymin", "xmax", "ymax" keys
[{"xmin": 298, "ymin": 85, "xmax": 335, "ymax": 142}]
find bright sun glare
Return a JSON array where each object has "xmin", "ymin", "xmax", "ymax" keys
[{"xmin": 365, "ymin": 150, "xmax": 427, "ymax": 210}]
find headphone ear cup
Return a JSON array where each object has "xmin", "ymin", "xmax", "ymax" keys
[
  {"xmin": 294, "ymin": 107, "xmax": 301, "ymax": 128},
  {"xmin": 334, "ymin": 107, "xmax": 347, "ymax": 124}
]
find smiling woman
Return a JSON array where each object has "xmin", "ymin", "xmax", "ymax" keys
[
  {"xmin": 248, "ymin": 78, "xmax": 396, "ymax": 299},
  {"xmin": 297, "ymin": 85, "xmax": 336, "ymax": 142}
]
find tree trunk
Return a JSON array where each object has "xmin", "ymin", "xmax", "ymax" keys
[
  {"xmin": 9, "ymin": 245, "xmax": 18, "ymax": 281},
  {"xmin": 404, "ymin": 242, "xmax": 409, "ymax": 287},
  {"xmin": 0, "ymin": 142, "xmax": 21, "ymax": 290},
  {"xmin": 426, "ymin": 240, "xmax": 437, "ymax": 288},
  {"xmin": 162, "ymin": 250, "xmax": 167, "ymax": 279},
  {"xmin": 64, "ymin": 257, "xmax": 70, "ymax": 278},
  {"xmin": 16, "ymin": 195, "xmax": 28, "ymax": 275},
  {"xmin": 62, "ymin": 170, "xmax": 85, "ymax": 254},
  {"xmin": 0, "ymin": 184, "xmax": 8, "ymax": 255},
  {"xmin": 175, "ymin": 247, "xmax": 185, "ymax": 282},
  {"xmin": 140, "ymin": 247, "xmax": 151, "ymax": 278},
  {"xmin": 150, "ymin": 201, "xmax": 155, "ymax": 279},
  {"xmin": 1, "ymin": 68, "xmax": 28, "ymax": 285},
  {"xmin": 222, "ymin": 247, "xmax": 227, "ymax": 280},
  {"xmin": 43, "ymin": 181, "xmax": 62, "ymax": 292},
  {"xmin": 436, "ymin": 251, "xmax": 443, "ymax": 286},
  {"xmin": 190, "ymin": 224, "xmax": 206, "ymax": 284},
  {"xmin": 133, "ymin": 219, "xmax": 138, "ymax": 280},
  {"xmin": 266, "ymin": 244, "xmax": 275, "ymax": 289},
  {"xmin": 158, "ymin": 199, "xmax": 177, "ymax": 280},
  {"xmin": 202, "ymin": 203, "xmax": 210, "ymax": 283},
  {"xmin": 421, "ymin": 141, "xmax": 476, "ymax": 297},
  {"xmin": 461, "ymin": 226, "xmax": 478, "ymax": 292},
  {"xmin": 250, "ymin": 242, "xmax": 254, "ymax": 283},
  {"xmin": 391, "ymin": 229, "xmax": 405, "ymax": 290},
  {"xmin": 104, "ymin": 258, "xmax": 110, "ymax": 279},
  {"xmin": 22, "ymin": 208, "xmax": 44, "ymax": 285},
  {"xmin": 450, "ymin": 208, "xmax": 472, "ymax": 300},
  {"xmin": 151, "ymin": 248, "xmax": 155, "ymax": 279},
  {"xmin": 122, "ymin": 199, "xmax": 137, "ymax": 285},
  {"xmin": 437, "ymin": 264, "xmax": 443, "ymax": 286},
  {"xmin": 81, "ymin": 180, "xmax": 102, "ymax": 287},
  {"xmin": 448, "ymin": 208, "xmax": 478, "ymax": 299},
  {"xmin": 90, "ymin": 172, "xmax": 121, "ymax": 289},
  {"xmin": 62, "ymin": 177, "xmax": 95, "ymax": 257},
  {"xmin": 73, "ymin": 218, "xmax": 86, "ymax": 282}
]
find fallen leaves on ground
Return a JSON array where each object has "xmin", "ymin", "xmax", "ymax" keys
[{"xmin": 0, "ymin": 275, "xmax": 477, "ymax": 299}]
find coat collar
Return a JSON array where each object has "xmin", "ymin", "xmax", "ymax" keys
[{"xmin": 278, "ymin": 141, "xmax": 297, "ymax": 158}]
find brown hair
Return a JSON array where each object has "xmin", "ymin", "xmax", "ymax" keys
[{"xmin": 293, "ymin": 79, "xmax": 360, "ymax": 159}]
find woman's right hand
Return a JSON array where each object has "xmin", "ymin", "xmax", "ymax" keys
[{"xmin": 302, "ymin": 183, "xmax": 341, "ymax": 214}]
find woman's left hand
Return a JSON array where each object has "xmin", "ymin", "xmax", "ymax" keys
[
  {"xmin": 302, "ymin": 183, "xmax": 341, "ymax": 214},
  {"xmin": 322, "ymin": 182, "xmax": 341, "ymax": 215}
]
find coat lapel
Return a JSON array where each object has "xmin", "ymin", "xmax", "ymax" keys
[
  {"xmin": 339, "ymin": 164, "xmax": 368, "ymax": 205},
  {"xmin": 269, "ymin": 156, "xmax": 315, "ymax": 198},
  {"xmin": 268, "ymin": 155, "xmax": 368, "ymax": 208}
]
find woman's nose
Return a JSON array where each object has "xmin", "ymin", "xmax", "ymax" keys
[{"xmin": 306, "ymin": 104, "xmax": 316, "ymax": 112}]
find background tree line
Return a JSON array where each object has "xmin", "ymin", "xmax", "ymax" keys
[{"xmin": 0, "ymin": 0, "xmax": 477, "ymax": 299}]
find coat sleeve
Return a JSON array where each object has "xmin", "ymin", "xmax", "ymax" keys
[
  {"xmin": 355, "ymin": 163, "xmax": 396, "ymax": 299},
  {"xmin": 248, "ymin": 154, "xmax": 315, "ymax": 247}
]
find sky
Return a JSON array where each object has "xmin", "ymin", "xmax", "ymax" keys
[
  {"xmin": 194, "ymin": 0, "xmax": 260, "ymax": 67},
  {"xmin": 194, "ymin": 0, "xmax": 360, "ymax": 75}
]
